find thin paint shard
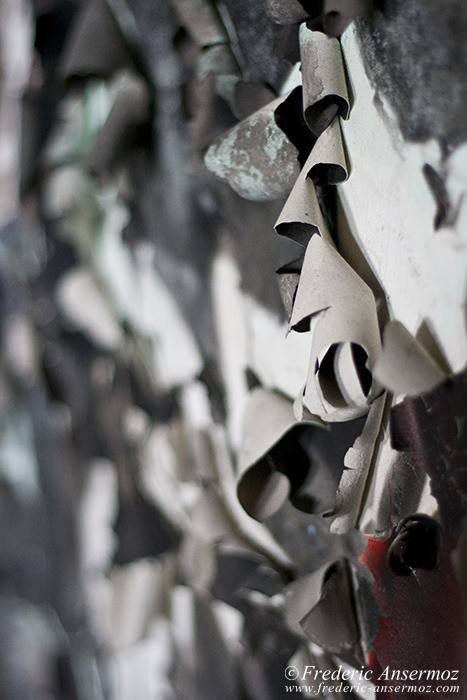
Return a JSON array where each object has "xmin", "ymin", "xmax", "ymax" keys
[
  {"xmin": 204, "ymin": 94, "xmax": 301, "ymax": 200},
  {"xmin": 265, "ymin": 0, "xmax": 311, "ymax": 26},
  {"xmin": 285, "ymin": 558, "xmax": 378, "ymax": 660},
  {"xmin": 373, "ymin": 320, "xmax": 447, "ymax": 397},
  {"xmin": 60, "ymin": 0, "xmax": 131, "ymax": 80},
  {"xmin": 329, "ymin": 395, "xmax": 385, "ymax": 534}
]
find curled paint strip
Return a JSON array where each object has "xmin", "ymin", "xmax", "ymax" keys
[
  {"xmin": 236, "ymin": 387, "xmax": 323, "ymax": 520},
  {"xmin": 289, "ymin": 234, "xmax": 382, "ymax": 422},
  {"xmin": 300, "ymin": 25, "xmax": 349, "ymax": 136},
  {"xmin": 274, "ymin": 116, "xmax": 348, "ymax": 244}
]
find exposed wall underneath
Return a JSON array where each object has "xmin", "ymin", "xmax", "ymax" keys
[{"xmin": 337, "ymin": 20, "xmax": 467, "ymax": 374}]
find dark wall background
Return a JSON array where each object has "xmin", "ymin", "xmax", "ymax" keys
[{"xmin": 357, "ymin": 0, "xmax": 467, "ymax": 149}]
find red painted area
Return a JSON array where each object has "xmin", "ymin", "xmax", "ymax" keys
[{"xmin": 359, "ymin": 536, "xmax": 466, "ymax": 699}]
